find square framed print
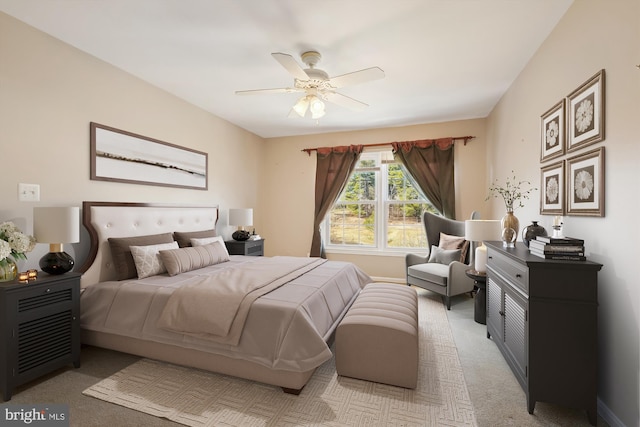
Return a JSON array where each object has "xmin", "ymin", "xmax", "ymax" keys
[
  {"xmin": 566, "ymin": 147, "xmax": 605, "ymax": 217},
  {"xmin": 540, "ymin": 161, "xmax": 564, "ymax": 214},
  {"xmin": 567, "ymin": 69, "xmax": 605, "ymax": 152},
  {"xmin": 540, "ymin": 100, "xmax": 565, "ymax": 162},
  {"xmin": 90, "ymin": 122, "xmax": 208, "ymax": 190}
]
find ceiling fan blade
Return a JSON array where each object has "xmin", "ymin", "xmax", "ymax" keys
[
  {"xmin": 329, "ymin": 67, "xmax": 385, "ymax": 89},
  {"xmin": 271, "ymin": 52, "xmax": 309, "ymax": 81},
  {"xmin": 235, "ymin": 87, "xmax": 304, "ymax": 95},
  {"xmin": 322, "ymin": 92, "xmax": 369, "ymax": 111}
]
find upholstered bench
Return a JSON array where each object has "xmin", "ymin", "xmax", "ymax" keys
[{"xmin": 335, "ymin": 282, "xmax": 419, "ymax": 389}]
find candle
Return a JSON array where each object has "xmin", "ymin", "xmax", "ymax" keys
[
  {"xmin": 553, "ymin": 216, "xmax": 563, "ymax": 226},
  {"xmin": 28, "ymin": 269, "xmax": 38, "ymax": 279},
  {"xmin": 18, "ymin": 272, "xmax": 29, "ymax": 282}
]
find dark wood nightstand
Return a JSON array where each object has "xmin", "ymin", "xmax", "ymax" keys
[
  {"xmin": 225, "ymin": 239, "xmax": 265, "ymax": 256},
  {"xmin": 0, "ymin": 272, "xmax": 81, "ymax": 401}
]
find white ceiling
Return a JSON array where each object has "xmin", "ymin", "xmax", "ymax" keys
[{"xmin": 0, "ymin": 0, "xmax": 573, "ymax": 138}]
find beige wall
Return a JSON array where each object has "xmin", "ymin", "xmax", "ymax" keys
[
  {"xmin": 485, "ymin": 1, "xmax": 639, "ymax": 426},
  {"xmin": 0, "ymin": 12, "xmax": 265, "ymax": 267},
  {"xmin": 261, "ymin": 119, "xmax": 487, "ymax": 280}
]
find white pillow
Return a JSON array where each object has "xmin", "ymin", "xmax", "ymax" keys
[
  {"xmin": 190, "ymin": 236, "xmax": 230, "ymax": 257},
  {"xmin": 130, "ymin": 241, "xmax": 179, "ymax": 279}
]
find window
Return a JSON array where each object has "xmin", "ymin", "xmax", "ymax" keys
[{"xmin": 324, "ymin": 151, "xmax": 438, "ymax": 253}]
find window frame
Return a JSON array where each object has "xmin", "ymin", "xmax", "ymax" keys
[{"xmin": 323, "ymin": 151, "xmax": 433, "ymax": 255}]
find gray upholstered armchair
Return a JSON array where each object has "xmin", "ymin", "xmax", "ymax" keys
[{"xmin": 405, "ymin": 211, "xmax": 479, "ymax": 310}]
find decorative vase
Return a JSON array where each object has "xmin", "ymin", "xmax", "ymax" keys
[
  {"xmin": 522, "ymin": 221, "xmax": 548, "ymax": 247},
  {"xmin": 501, "ymin": 209, "xmax": 519, "ymax": 248},
  {"xmin": 0, "ymin": 258, "xmax": 18, "ymax": 282}
]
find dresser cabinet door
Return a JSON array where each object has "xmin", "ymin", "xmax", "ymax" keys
[
  {"xmin": 486, "ymin": 277, "xmax": 503, "ymax": 341},
  {"xmin": 503, "ymin": 288, "xmax": 527, "ymax": 385}
]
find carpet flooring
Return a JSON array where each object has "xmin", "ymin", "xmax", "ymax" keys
[{"xmin": 82, "ymin": 289, "xmax": 477, "ymax": 426}]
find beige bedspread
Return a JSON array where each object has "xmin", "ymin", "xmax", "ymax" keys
[
  {"xmin": 157, "ymin": 256, "xmax": 326, "ymax": 345},
  {"xmin": 80, "ymin": 256, "xmax": 371, "ymax": 372}
]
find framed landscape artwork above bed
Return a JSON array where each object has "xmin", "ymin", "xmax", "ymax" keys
[{"xmin": 90, "ymin": 122, "xmax": 208, "ymax": 190}]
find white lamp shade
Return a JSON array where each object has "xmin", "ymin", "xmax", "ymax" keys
[
  {"xmin": 465, "ymin": 220, "xmax": 501, "ymax": 243},
  {"xmin": 33, "ymin": 207, "xmax": 80, "ymax": 244},
  {"xmin": 228, "ymin": 208, "xmax": 253, "ymax": 227},
  {"xmin": 465, "ymin": 220, "xmax": 501, "ymax": 273}
]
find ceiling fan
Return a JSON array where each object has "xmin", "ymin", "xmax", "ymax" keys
[{"xmin": 235, "ymin": 51, "xmax": 385, "ymax": 119}]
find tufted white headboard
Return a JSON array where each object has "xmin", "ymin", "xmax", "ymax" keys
[{"xmin": 79, "ymin": 201, "xmax": 219, "ymax": 288}]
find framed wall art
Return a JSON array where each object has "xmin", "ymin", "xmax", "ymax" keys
[
  {"xmin": 540, "ymin": 100, "xmax": 565, "ymax": 162},
  {"xmin": 90, "ymin": 122, "xmax": 208, "ymax": 190},
  {"xmin": 540, "ymin": 161, "xmax": 564, "ymax": 215},
  {"xmin": 567, "ymin": 69, "xmax": 605, "ymax": 152},
  {"xmin": 566, "ymin": 147, "xmax": 604, "ymax": 217}
]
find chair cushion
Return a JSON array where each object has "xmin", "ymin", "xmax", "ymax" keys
[
  {"xmin": 438, "ymin": 232, "xmax": 469, "ymax": 263},
  {"xmin": 427, "ymin": 245, "xmax": 462, "ymax": 265},
  {"xmin": 407, "ymin": 263, "xmax": 448, "ymax": 286}
]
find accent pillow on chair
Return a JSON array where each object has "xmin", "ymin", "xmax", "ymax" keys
[
  {"xmin": 438, "ymin": 232, "xmax": 469, "ymax": 263},
  {"xmin": 427, "ymin": 246, "xmax": 462, "ymax": 265}
]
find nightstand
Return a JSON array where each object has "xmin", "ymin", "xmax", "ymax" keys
[
  {"xmin": 225, "ymin": 239, "xmax": 265, "ymax": 256},
  {"xmin": 0, "ymin": 272, "xmax": 81, "ymax": 401}
]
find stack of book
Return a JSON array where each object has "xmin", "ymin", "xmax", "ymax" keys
[{"xmin": 529, "ymin": 236, "xmax": 586, "ymax": 261}]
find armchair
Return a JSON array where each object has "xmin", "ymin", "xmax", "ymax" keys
[{"xmin": 405, "ymin": 211, "xmax": 479, "ymax": 310}]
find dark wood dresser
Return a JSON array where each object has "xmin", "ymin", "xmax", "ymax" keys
[{"xmin": 485, "ymin": 241, "xmax": 602, "ymax": 425}]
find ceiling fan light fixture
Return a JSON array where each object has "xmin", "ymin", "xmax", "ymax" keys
[
  {"xmin": 309, "ymin": 96, "xmax": 325, "ymax": 119},
  {"xmin": 292, "ymin": 96, "xmax": 310, "ymax": 117}
]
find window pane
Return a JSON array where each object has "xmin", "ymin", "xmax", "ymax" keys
[
  {"xmin": 340, "ymin": 170, "xmax": 376, "ymax": 202},
  {"xmin": 386, "ymin": 203, "xmax": 430, "ymax": 248},
  {"xmin": 329, "ymin": 203, "xmax": 375, "ymax": 246},
  {"xmin": 387, "ymin": 163, "xmax": 422, "ymax": 201}
]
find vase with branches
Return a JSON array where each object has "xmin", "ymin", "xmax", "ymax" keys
[{"xmin": 486, "ymin": 172, "xmax": 536, "ymax": 247}]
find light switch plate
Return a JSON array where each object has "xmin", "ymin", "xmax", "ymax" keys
[{"xmin": 18, "ymin": 183, "xmax": 40, "ymax": 202}]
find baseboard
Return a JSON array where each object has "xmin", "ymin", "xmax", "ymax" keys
[
  {"xmin": 370, "ymin": 276, "xmax": 405, "ymax": 284},
  {"xmin": 598, "ymin": 398, "xmax": 626, "ymax": 427}
]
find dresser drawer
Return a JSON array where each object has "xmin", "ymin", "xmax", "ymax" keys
[{"xmin": 487, "ymin": 248, "xmax": 529, "ymax": 294}]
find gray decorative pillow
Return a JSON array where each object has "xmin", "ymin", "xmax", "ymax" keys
[
  {"xmin": 159, "ymin": 242, "xmax": 230, "ymax": 277},
  {"xmin": 173, "ymin": 229, "xmax": 217, "ymax": 248},
  {"xmin": 108, "ymin": 232, "xmax": 175, "ymax": 280},
  {"xmin": 438, "ymin": 232, "xmax": 469, "ymax": 263},
  {"xmin": 428, "ymin": 245, "xmax": 462, "ymax": 265},
  {"xmin": 130, "ymin": 242, "xmax": 179, "ymax": 279}
]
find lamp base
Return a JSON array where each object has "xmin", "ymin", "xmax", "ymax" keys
[
  {"xmin": 39, "ymin": 252, "xmax": 74, "ymax": 275},
  {"xmin": 232, "ymin": 230, "xmax": 251, "ymax": 241}
]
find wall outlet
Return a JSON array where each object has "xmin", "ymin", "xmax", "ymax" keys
[{"xmin": 18, "ymin": 183, "xmax": 40, "ymax": 202}]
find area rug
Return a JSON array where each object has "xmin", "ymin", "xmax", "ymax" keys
[{"xmin": 83, "ymin": 289, "xmax": 477, "ymax": 426}]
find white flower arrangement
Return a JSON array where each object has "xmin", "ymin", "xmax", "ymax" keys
[
  {"xmin": 486, "ymin": 171, "xmax": 537, "ymax": 211},
  {"xmin": 0, "ymin": 221, "xmax": 36, "ymax": 265}
]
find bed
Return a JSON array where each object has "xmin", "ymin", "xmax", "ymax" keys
[{"xmin": 78, "ymin": 201, "xmax": 372, "ymax": 393}]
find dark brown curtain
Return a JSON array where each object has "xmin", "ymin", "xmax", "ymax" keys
[
  {"xmin": 310, "ymin": 145, "xmax": 364, "ymax": 257},
  {"xmin": 392, "ymin": 138, "xmax": 456, "ymax": 219}
]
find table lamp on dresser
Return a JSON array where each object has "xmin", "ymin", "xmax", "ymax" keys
[{"xmin": 465, "ymin": 219, "xmax": 501, "ymax": 273}]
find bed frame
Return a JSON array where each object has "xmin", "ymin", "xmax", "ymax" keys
[{"xmin": 78, "ymin": 201, "xmax": 315, "ymax": 393}]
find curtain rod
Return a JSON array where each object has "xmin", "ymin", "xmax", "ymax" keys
[{"xmin": 301, "ymin": 135, "xmax": 475, "ymax": 155}]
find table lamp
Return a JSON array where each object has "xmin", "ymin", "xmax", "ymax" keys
[
  {"xmin": 465, "ymin": 220, "xmax": 501, "ymax": 273},
  {"xmin": 229, "ymin": 208, "xmax": 253, "ymax": 241},
  {"xmin": 33, "ymin": 206, "xmax": 80, "ymax": 274}
]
